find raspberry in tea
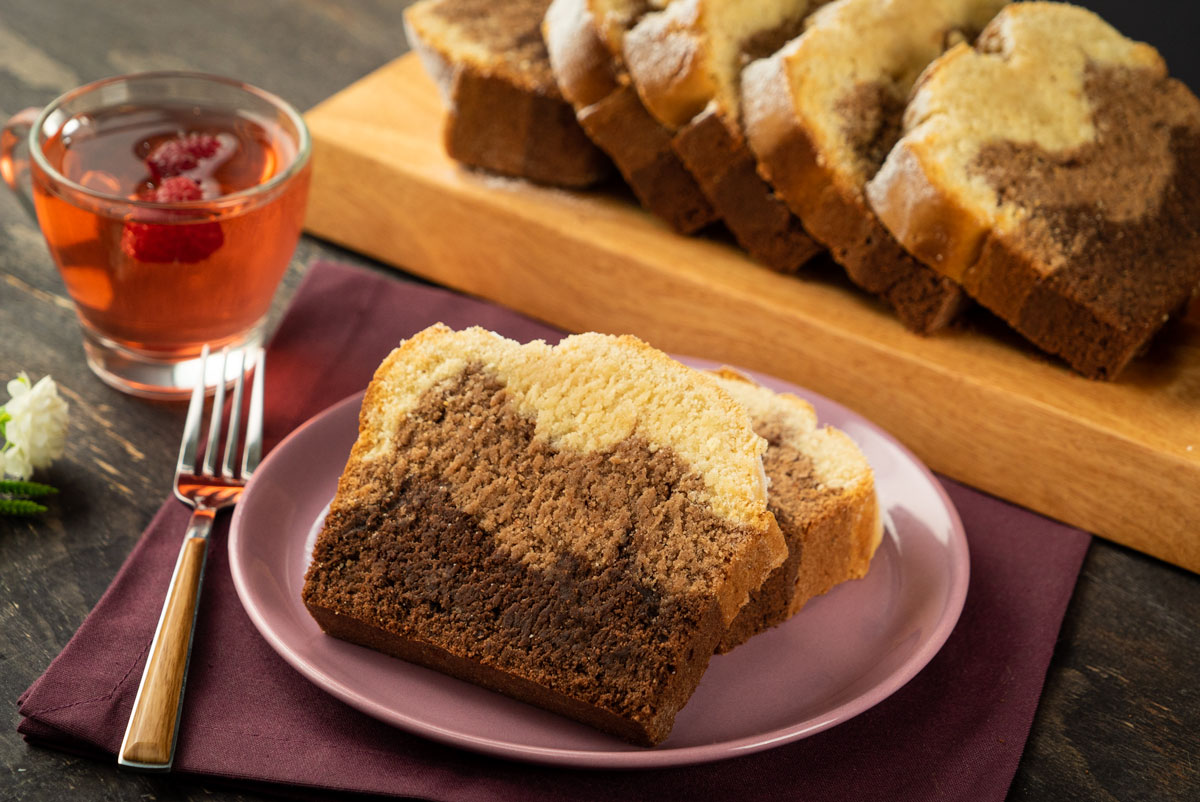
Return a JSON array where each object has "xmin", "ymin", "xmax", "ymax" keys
[
  {"xmin": 145, "ymin": 132, "xmax": 238, "ymax": 185},
  {"xmin": 121, "ymin": 177, "xmax": 225, "ymax": 263},
  {"xmin": 32, "ymin": 102, "xmax": 309, "ymax": 355}
]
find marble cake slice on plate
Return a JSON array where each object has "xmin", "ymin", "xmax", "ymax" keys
[{"xmin": 302, "ymin": 324, "xmax": 786, "ymax": 745}]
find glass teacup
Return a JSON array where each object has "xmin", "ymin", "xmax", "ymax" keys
[{"xmin": 1, "ymin": 72, "xmax": 311, "ymax": 398}]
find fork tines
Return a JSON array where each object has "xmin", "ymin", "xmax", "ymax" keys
[{"xmin": 176, "ymin": 345, "xmax": 265, "ymax": 483}]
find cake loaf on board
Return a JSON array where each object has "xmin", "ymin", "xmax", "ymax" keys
[
  {"xmin": 302, "ymin": 325, "xmax": 787, "ymax": 745},
  {"xmin": 403, "ymin": 0, "xmax": 611, "ymax": 187},
  {"xmin": 867, "ymin": 2, "xmax": 1200, "ymax": 377}
]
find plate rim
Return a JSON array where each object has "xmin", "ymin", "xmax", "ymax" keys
[{"xmin": 229, "ymin": 360, "xmax": 969, "ymax": 768}]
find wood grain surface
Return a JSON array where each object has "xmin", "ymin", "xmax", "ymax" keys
[
  {"xmin": 0, "ymin": 2, "xmax": 1197, "ymax": 801},
  {"xmin": 305, "ymin": 54, "xmax": 1200, "ymax": 575}
]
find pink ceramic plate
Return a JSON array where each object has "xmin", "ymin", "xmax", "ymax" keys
[{"xmin": 228, "ymin": 359, "xmax": 968, "ymax": 768}]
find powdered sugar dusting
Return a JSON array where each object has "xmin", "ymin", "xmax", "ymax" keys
[
  {"xmin": 404, "ymin": 16, "xmax": 456, "ymax": 105},
  {"xmin": 739, "ymin": 52, "xmax": 794, "ymax": 166},
  {"xmin": 623, "ymin": 1, "xmax": 706, "ymax": 128}
]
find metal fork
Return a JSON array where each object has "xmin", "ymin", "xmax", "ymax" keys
[{"xmin": 118, "ymin": 345, "xmax": 265, "ymax": 772}]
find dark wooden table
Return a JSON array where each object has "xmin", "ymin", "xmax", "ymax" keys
[{"xmin": 1, "ymin": 2, "xmax": 1196, "ymax": 800}]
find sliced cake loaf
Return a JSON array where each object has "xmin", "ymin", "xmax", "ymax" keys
[
  {"xmin": 622, "ymin": 0, "xmax": 824, "ymax": 273},
  {"xmin": 710, "ymin": 369, "xmax": 881, "ymax": 651},
  {"xmin": 866, "ymin": 2, "xmax": 1200, "ymax": 377},
  {"xmin": 302, "ymin": 325, "xmax": 787, "ymax": 745},
  {"xmin": 404, "ymin": 0, "xmax": 611, "ymax": 188},
  {"xmin": 543, "ymin": 0, "xmax": 719, "ymax": 233},
  {"xmin": 742, "ymin": 0, "xmax": 1007, "ymax": 332}
]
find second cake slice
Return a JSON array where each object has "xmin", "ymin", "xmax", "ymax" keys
[
  {"xmin": 711, "ymin": 368, "xmax": 881, "ymax": 651},
  {"xmin": 867, "ymin": 2, "xmax": 1200, "ymax": 377}
]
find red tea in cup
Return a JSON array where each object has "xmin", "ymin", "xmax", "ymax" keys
[
  {"xmin": 38, "ymin": 105, "xmax": 308, "ymax": 352},
  {"xmin": 3, "ymin": 73, "xmax": 311, "ymax": 398}
]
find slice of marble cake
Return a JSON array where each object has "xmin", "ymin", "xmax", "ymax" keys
[
  {"xmin": 302, "ymin": 324, "xmax": 786, "ymax": 745},
  {"xmin": 867, "ymin": 1, "xmax": 1200, "ymax": 377}
]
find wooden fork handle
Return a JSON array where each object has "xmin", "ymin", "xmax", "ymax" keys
[{"xmin": 118, "ymin": 508, "xmax": 214, "ymax": 771}]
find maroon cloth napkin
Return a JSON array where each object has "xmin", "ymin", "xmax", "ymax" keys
[{"xmin": 18, "ymin": 260, "xmax": 1090, "ymax": 801}]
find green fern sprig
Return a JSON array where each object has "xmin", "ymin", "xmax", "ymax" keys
[
  {"xmin": 0, "ymin": 497, "xmax": 48, "ymax": 515},
  {"xmin": 0, "ymin": 479, "xmax": 58, "ymax": 497},
  {"xmin": 0, "ymin": 478, "xmax": 58, "ymax": 516}
]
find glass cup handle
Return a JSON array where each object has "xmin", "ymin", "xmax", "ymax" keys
[{"xmin": 1, "ymin": 107, "xmax": 41, "ymax": 219}]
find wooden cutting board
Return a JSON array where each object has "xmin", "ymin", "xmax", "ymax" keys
[{"xmin": 303, "ymin": 54, "xmax": 1200, "ymax": 574}]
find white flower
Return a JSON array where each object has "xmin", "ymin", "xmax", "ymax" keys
[
  {"xmin": 2, "ymin": 373, "xmax": 69, "ymax": 480},
  {"xmin": 3, "ymin": 444, "xmax": 32, "ymax": 481}
]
